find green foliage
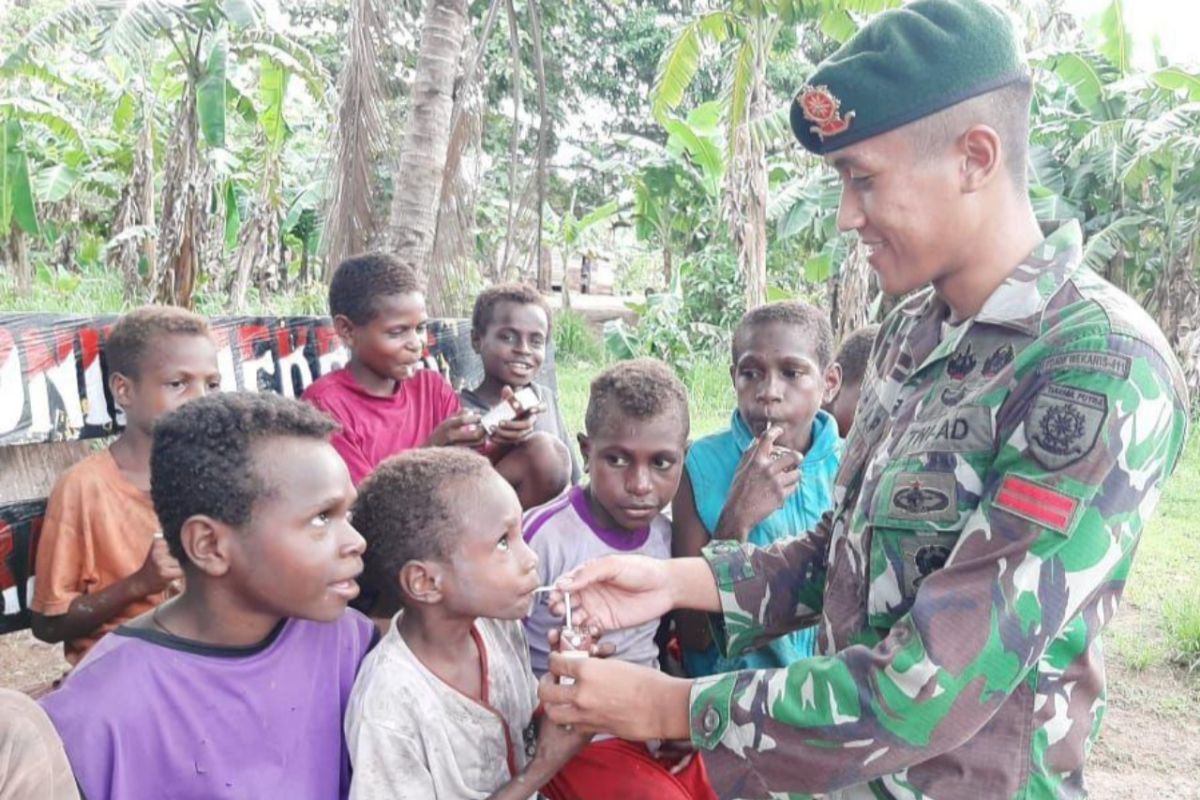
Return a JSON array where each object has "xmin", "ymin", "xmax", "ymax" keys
[
  {"xmin": 552, "ymin": 309, "xmax": 605, "ymax": 366},
  {"xmin": 604, "ymin": 244, "xmax": 744, "ymax": 374},
  {"xmin": 1163, "ymin": 595, "xmax": 1200, "ymax": 673},
  {"xmin": 1, "ymin": 118, "xmax": 40, "ymax": 235}
]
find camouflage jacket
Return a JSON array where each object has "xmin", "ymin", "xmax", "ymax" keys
[{"xmin": 688, "ymin": 222, "xmax": 1190, "ymax": 799}]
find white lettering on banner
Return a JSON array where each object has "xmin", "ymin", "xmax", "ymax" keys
[{"xmin": 0, "ymin": 337, "xmax": 23, "ymax": 435}]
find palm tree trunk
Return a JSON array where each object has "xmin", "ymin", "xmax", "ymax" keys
[
  {"xmin": 383, "ymin": 0, "xmax": 470, "ymax": 273},
  {"xmin": 323, "ymin": 0, "xmax": 388, "ymax": 278}
]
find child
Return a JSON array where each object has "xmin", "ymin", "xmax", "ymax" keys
[
  {"xmin": 344, "ymin": 448, "xmax": 588, "ymax": 799},
  {"xmin": 0, "ymin": 689, "xmax": 79, "ymax": 800},
  {"xmin": 460, "ymin": 283, "xmax": 581, "ymax": 484},
  {"xmin": 523, "ymin": 358, "xmax": 715, "ymax": 800},
  {"xmin": 824, "ymin": 323, "xmax": 881, "ymax": 438},
  {"xmin": 31, "ymin": 306, "xmax": 220, "ymax": 665},
  {"xmin": 302, "ymin": 254, "xmax": 569, "ymax": 507},
  {"xmin": 40, "ymin": 393, "xmax": 377, "ymax": 800},
  {"xmin": 672, "ymin": 301, "xmax": 843, "ymax": 677}
]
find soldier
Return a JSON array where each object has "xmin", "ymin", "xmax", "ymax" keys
[{"xmin": 537, "ymin": 1, "xmax": 1191, "ymax": 798}]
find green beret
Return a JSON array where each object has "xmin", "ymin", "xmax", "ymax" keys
[{"xmin": 791, "ymin": 0, "xmax": 1029, "ymax": 155}]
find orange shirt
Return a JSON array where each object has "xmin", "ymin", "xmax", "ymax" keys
[{"xmin": 31, "ymin": 449, "xmax": 165, "ymax": 665}]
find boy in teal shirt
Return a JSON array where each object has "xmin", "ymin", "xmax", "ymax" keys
[{"xmin": 671, "ymin": 301, "xmax": 842, "ymax": 676}]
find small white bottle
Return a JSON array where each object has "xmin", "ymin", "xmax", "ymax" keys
[{"xmin": 557, "ymin": 590, "xmax": 589, "ymax": 686}]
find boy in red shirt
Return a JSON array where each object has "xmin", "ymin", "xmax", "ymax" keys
[
  {"xmin": 302, "ymin": 253, "xmax": 569, "ymax": 503},
  {"xmin": 32, "ymin": 306, "xmax": 221, "ymax": 665}
]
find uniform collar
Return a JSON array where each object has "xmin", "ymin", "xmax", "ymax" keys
[{"xmin": 895, "ymin": 222, "xmax": 1083, "ymax": 379}]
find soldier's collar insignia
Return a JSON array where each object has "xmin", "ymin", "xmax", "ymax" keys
[
  {"xmin": 796, "ymin": 85, "xmax": 855, "ymax": 141},
  {"xmin": 983, "ymin": 343, "xmax": 1015, "ymax": 377},
  {"xmin": 947, "ymin": 344, "xmax": 977, "ymax": 380}
]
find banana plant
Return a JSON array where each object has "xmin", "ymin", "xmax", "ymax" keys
[
  {"xmin": 650, "ymin": 0, "xmax": 901, "ymax": 307},
  {"xmin": 11, "ymin": 0, "xmax": 329, "ymax": 307}
]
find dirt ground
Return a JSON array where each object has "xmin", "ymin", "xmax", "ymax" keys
[{"xmin": 4, "ymin": 599, "xmax": 1197, "ymax": 797}]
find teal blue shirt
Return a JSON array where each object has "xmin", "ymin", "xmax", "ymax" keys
[{"xmin": 681, "ymin": 409, "xmax": 842, "ymax": 676}]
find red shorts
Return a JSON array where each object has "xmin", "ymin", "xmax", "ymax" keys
[{"xmin": 542, "ymin": 738, "xmax": 717, "ymax": 800}]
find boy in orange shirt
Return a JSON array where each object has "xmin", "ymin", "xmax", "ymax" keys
[{"xmin": 31, "ymin": 306, "xmax": 221, "ymax": 665}]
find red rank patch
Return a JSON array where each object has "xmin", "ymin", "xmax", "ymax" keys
[
  {"xmin": 796, "ymin": 85, "xmax": 855, "ymax": 141},
  {"xmin": 994, "ymin": 475, "xmax": 1079, "ymax": 535}
]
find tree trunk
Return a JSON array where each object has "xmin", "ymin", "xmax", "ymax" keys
[
  {"xmin": 529, "ymin": 0, "xmax": 551, "ymax": 293},
  {"xmin": 832, "ymin": 241, "xmax": 872, "ymax": 343},
  {"xmin": 383, "ymin": 0, "xmax": 470, "ymax": 274},
  {"xmin": 663, "ymin": 246, "xmax": 672, "ymax": 287},
  {"xmin": 155, "ymin": 90, "xmax": 209, "ymax": 308},
  {"xmin": 109, "ymin": 110, "xmax": 156, "ymax": 303},
  {"xmin": 323, "ymin": 0, "xmax": 388, "ymax": 279},
  {"xmin": 726, "ymin": 27, "xmax": 769, "ymax": 310},
  {"xmin": 5, "ymin": 223, "xmax": 31, "ymax": 296}
]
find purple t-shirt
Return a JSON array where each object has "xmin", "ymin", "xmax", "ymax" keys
[
  {"xmin": 41, "ymin": 611, "xmax": 378, "ymax": 800},
  {"xmin": 523, "ymin": 486, "xmax": 671, "ymax": 676}
]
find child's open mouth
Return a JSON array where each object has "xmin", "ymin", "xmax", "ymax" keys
[
  {"xmin": 506, "ymin": 361, "xmax": 535, "ymax": 377},
  {"xmin": 328, "ymin": 578, "xmax": 360, "ymax": 601}
]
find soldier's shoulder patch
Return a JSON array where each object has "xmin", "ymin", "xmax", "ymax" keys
[
  {"xmin": 1038, "ymin": 351, "xmax": 1131, "ymax": 380},
  {"xmin": 1027, "ymin": 382, "xmax": 1107, "ymax": 470},
  {"xmin": 994, "ymin": 475, "xmax": 1079, "ymax": 535}
]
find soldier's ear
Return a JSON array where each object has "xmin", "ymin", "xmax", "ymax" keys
[{"xmin": 959, "ymin": 124, "xmax": 1002, "ymax": 194}]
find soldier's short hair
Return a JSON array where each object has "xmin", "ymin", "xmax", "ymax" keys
[
  {"xmin": 835, "ymin": 324, "xmax": 881, "ymax": 387},
  {"xmin": 329, "ymin": 253, "xmax": 425, "ymax": 325},
  {"xmin": 584, "ymin": 358, "xmax": 689, "ymax": 440},
  {"xmin": 732, "ymin": 301, "xmax": 835, "ymax": 368},
  {"xmin": 905, "ymin": 82, "xmax": 1033, "ymax": 189},
  {"xmin": 352, "ymin": 448, "xmax": 493, "ymax": 597},
  {"xmin": 471, "ymin": 283, "xmax": 553, "ymax": 337},
  {"xmin": 106, "ymin": 306, "xmax": 210, "ymax": 379}
]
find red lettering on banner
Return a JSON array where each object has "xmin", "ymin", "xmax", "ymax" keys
[{"xmin": 0, "ymin": 520, "xmax": 14, "ymax": 594}]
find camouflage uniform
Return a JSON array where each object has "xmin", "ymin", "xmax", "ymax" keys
[{"xmin": 688, "ymin": 221, "xmax": 1190, "ymax": 799}]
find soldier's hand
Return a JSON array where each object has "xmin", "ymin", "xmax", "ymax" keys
[
  {"xmin": 538, "ymin": 655, "xmax": 693, "ymax": 741},
  {"xmin": 715, "ymin": 425, "xmax": 802, "ymax": 540},
  {"xmin": 547, "ymin": 555, "xmax": 676, "ymax": 636}
]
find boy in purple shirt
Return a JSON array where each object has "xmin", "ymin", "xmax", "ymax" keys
[
  {"xmin": 523, "ymin": 359, "xmax": 716, "ymax": 800},
  {"xmin": 41, "ymin": 393, "xmax": 377, "ymax": 800}
]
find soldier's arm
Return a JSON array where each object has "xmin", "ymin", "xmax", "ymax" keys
[
  {"xmin": 701, "ymin": 509, "xmax": 834, "ymax": 657},
  {"xmin": 688, "ymin": 336, "xmax": 1188, "ymax": 797}
]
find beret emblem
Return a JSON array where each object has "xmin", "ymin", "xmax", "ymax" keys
[{"xmin": 797, "ymin": 85, "xmax": 855, "ymax": 140}]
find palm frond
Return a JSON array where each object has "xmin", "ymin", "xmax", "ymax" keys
[
  {"xmin": 235, "ymin": 30, "xmax": 332, "ymax": 108},
  {"xmin": 723, "ymin": 37, "xmax": 755, "ymax": 160},
  {"xmin": 0, "ymin": 96, "xmax": 86, "ymax": 147},
  {"xmin": 106, "ymin": 0, "xmax": 186, "ymax": 64},
  {"xmin": 1082, "ymin": 213, "xmax": 1150, "ymax": 272},
  {"xmin": 12, "ymin": 0, "xmax": 110, "ymax": 62},
  {"xmin": 651, "ymin": 11, "xmax": 733, "ymax": 124}
]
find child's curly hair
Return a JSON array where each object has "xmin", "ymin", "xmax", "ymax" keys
[
  {"xmin": 150, "ymin": 393, "xmax": 337, "ymax": 565},
  {"xmin": 470, "ymin": 283, "xmax": 553, "ymax": 337},
  {"xmin": 584, "ymin": 358, "xmax": 689, "ymax": 440},
  {"xmin": 329, "ymin": 253, "xmax": 425, "ymax": 325},
  {"xmin": 732, "ymin": 301, "xmax": 834, "ymax": 367},
  {"xmin": 352, "ymin": 448, "xmax": 495, "ymax": 600}
]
